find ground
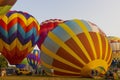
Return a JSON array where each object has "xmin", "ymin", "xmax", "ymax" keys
[{"xmin": 0, "ymin": 76, "xmax": 103, "ymax": 80}]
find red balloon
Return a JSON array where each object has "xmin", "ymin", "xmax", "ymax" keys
[{"xmin": 37, "ymin": 19, "xmax": 64, "ymax": 49}]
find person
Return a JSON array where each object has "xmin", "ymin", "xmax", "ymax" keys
[
  {"xmin": 51, "ymin": 68, "xmax": 54, "ymax": 76},
  {"xmin": 1, "ymin": 68, "xmax": 6, "ymax": 77},
  {"xmin": 108, "ymin": 70, "xmax": 114, "ymax": 80},
  {"xmin": 90, "ymin": 69, "xmax": 95, "ymax": 78},
  {"xmin": 113, "ymin": 71, "xmax": 119, "ymax": 80},
  {"xmin": 41, "ymin": 69, "xmax": 45, "ymax": 76},
  {"xmin": 95, "ymin": 70, "xmax": 98, "ymax": 76}
]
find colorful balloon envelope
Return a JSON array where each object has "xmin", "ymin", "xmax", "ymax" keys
[
  {"xmin": 0, "ymin": 11, "xmax": 40, "ymax": 64},
  {"xmin": 0, "ymin": 0, "xmax": 17, "ymax": 16},
  {"xmin": 27, "ymin": 49, "xmax": 40, "ymax": 69},
  {"xmin": 37, "ymin": 19, "xmax": 64, "ymax": 49},
  {"xmin": 108, "ymin": 36, "xmax": 120, "ymax": 60},
  {"xmin": 40, "ymin": 19, "xmax": 112, "ymax": 77}
]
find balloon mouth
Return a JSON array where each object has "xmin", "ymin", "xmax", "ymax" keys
[{"xmin": 80, "ymin": 59, "xmax": 108, "ymax": 77}]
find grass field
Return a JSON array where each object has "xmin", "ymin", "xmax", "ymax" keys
[{"xmin": 0, "ymin": 76, "xmax": 104, "ymax": 80}]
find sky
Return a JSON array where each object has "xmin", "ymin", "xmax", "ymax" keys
[{"xmin": 11, "ymin": 0, "xmax": 120, "ymax": 37}]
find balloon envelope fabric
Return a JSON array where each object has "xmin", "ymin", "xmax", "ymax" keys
[
  {"xmin": 0, "ymin": 0, "xmax": 17, "ymax": 16},
  {"xmin": 37, "ymin": 19, "xmax": 64, "ymax": 49},
  {"xmin": 40, "ymin": 19, "xmax": 112, "ymax": 77},
  {"xmin": 0, "ymin": 11, "xmax": 40, "ymax": 64},
  {"xmin": 108, "ymin": 36, "xmax": 120, "ymax": 60},
  {"xmin": 16, "ymin": 58, "xmax": 28, "ymax": 68},
  {"xmin": 27, "ymin": 49, "xmax": 40, "ymax": 69}
]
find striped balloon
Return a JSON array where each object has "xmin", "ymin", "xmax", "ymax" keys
[
  {"xmin": 41, "ymin": 19, "xmax": 112, "ymax": 77},
  {"xmin": 27, "ymin": 49, "xmax": 40, "ymax": 69},
  {"xmin": 37, "ymin": 19, "xmax": 64, "ymax": 49},
  {"xmin": 108, "ymin": 36, "xmax": 120, "ymax": 60},
  {"xmin": 0, "ymin": 0, "xmax": 17, "ymax": 16},
  {"xmin": 0, "ymin": 11, "xmax": 40, "ymax": 64}
]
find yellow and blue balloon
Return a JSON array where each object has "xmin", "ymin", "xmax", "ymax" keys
[{"xmin": 40, "ymin": 19, "xmax": 112, "ymax": 77}]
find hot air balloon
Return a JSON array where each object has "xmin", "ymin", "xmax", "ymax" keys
[
  {"xmin": 0, "ymin": 0, "xmax": 17, "ymax": 16},
  {"xmin": 0, "ymin": 11, "xmax": 40, "ymax": 65},
  {"xmin": 16, "ymin": 58, "xmax": 28, "ymax": 69},
  {"xmin": 107, "ymin": 36, "xmax": 120, "ymax": 67},
  {"xmin": 108, "ymin": 36, "xmax": 120, "ymax": 60},
  {"xmin": 37, "ymin": 19, "xmax": 64, "ymax": 49},
  {"xmin": 27, "ymin": 49, "xmax": 40, "ymax": 69},
  {"xmin": 40, "ymin": 19, "xmax": 112, "ymax": 77}
]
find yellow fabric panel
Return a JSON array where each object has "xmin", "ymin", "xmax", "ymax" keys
[
  {"xmin": 28, "ymin": 47, "xmax": 34, "ymax": 53},
  {"xmin": 48, "ymin": 31, "xmax": 86, "ymax": 66},
  {"xmin": 81, "ymin": 59, "xmax": 108, "ymax": 76},
  {"xmin": 8, "ymin": 13, "xmax": 27, "ymax": 25},
  {"xmin": 107, "ymin": 49, "xmax": 112, "ymax": 65},
  {"xmin": 27, "ymin": 17, "xmax": 40, "ymax": 30},
  {"xmin": 41, "ymin": 44, "xmax": 81, "ymax": 70},
  {"xmin": 74, "ymin": 19, "xmax": 97, "ymax": 59},
  {"xmin": 27, "ymin": 17, "xmax": 35, "ymax": 26},
  {"xmin": 0, "ymin": 15, "xmax": 4, "ymax": 19},
  {"xmin": 96, "ymin": 33, "xmax": 102, "ymax": 59},
  {"xmin": 104, "ymin": 37, "xmax": 109, "ymax": 60},
  {"xmin": 108, "ymin": 58, "xmax": 112, "ymax": 67},
  {"xmin": 59, "ymin": 23, "xmax": 91, "ymax": 62},
  {"xmin": 0, "ymin": 38, "xmax": 33, "ymax": 51},
  {"xmin": 3, "ymin": 13, "xmax": 40, "ymax": 31},
  {"xmin": 1, "ymin": 15, "xmax": 8, "ymax": 23}
]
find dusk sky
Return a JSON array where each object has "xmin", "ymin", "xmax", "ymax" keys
[{"xmin": 12, "ymin": 0, "xmax": 120, "ymax": 37}]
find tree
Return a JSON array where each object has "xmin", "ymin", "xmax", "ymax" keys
[{"xmin": 0, "ymin": 54, "xmax": 8, "ymax": 68}]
